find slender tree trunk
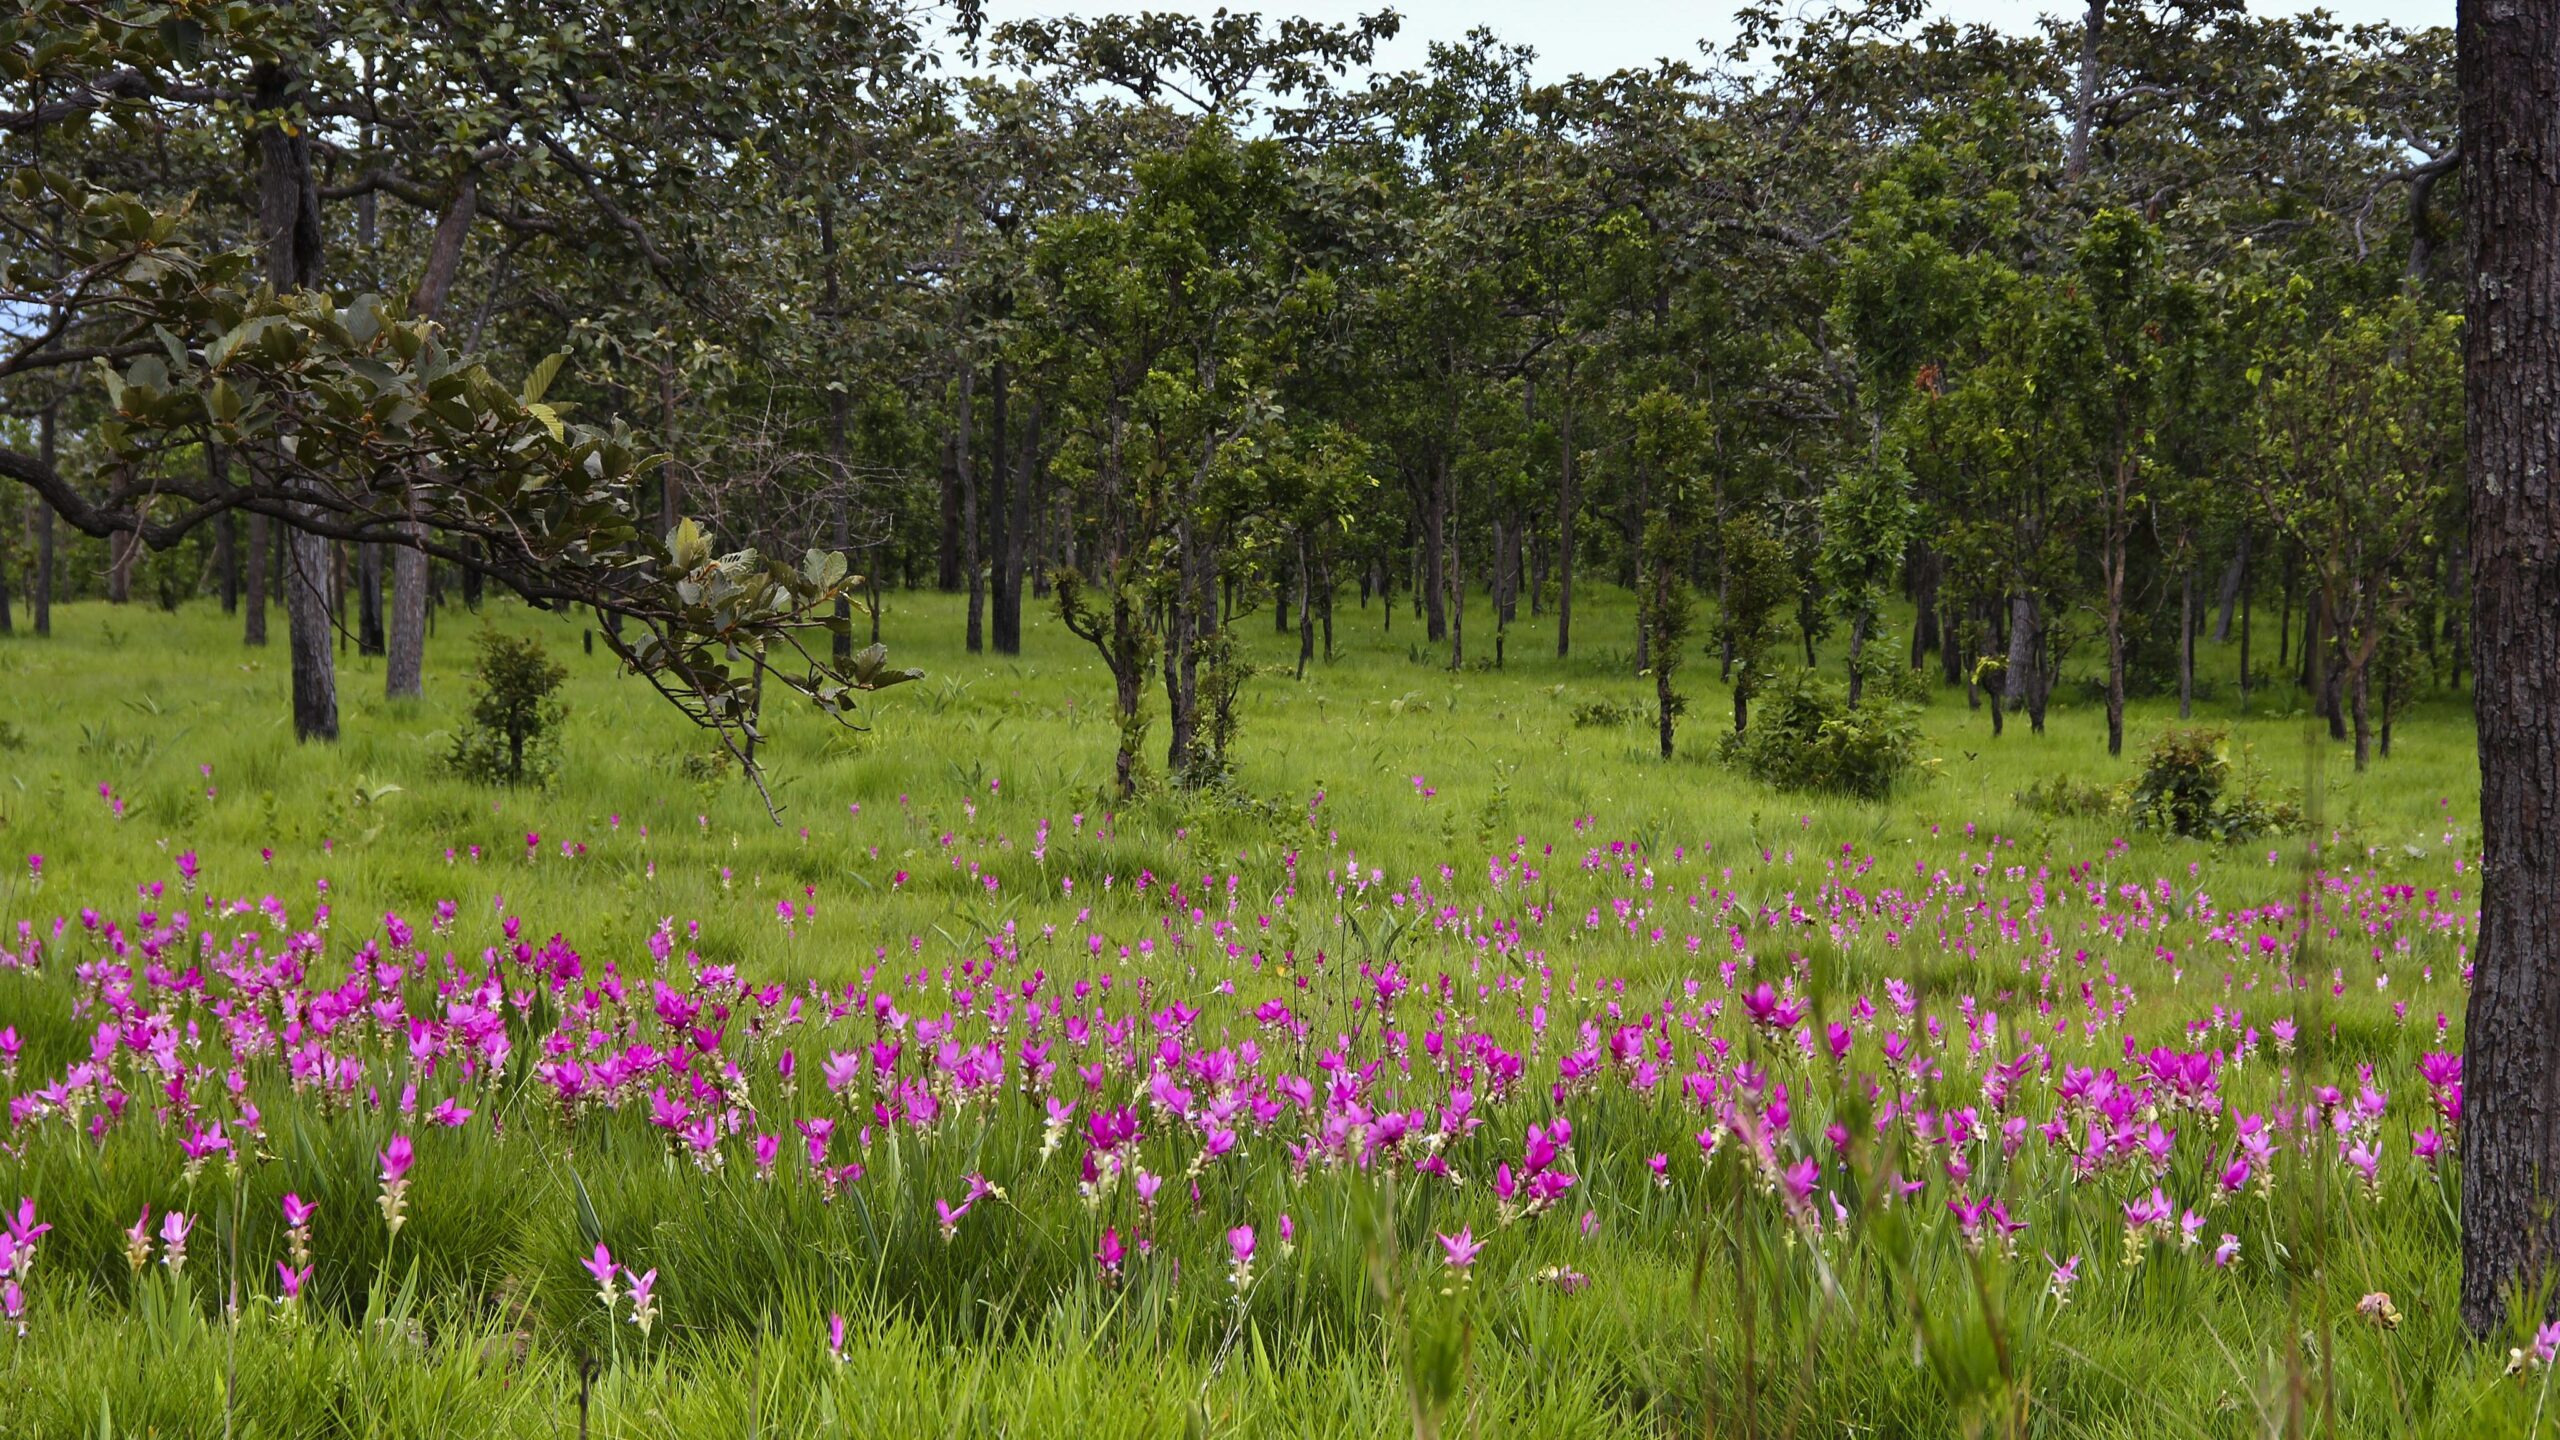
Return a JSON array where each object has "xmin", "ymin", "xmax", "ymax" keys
[
  {"xmin": 244, "ymin": 511, "xmax": 269, "ymax": 645},
  {"xmin": 389, "ymin": 175, "xmax": 474, "ymax": 700},
  {"xmin": 356, "ymin": 542, "xmax": 385, "ymax": 654},
  {"xmin": 961, "ymin": 365, "xmax": 982, "ymax": 653},
  {"xmin": 937, "ymin": 390, "xmax": 963, "ymax": 592},
  {"xmin": 1446, "ymin": 521, "xmax": 1463, "ymax": 670},
  {"xmin": 2459, "ymin": 0, "xmax": 2560, "ymax": 1337},
  {"xmin": 991, "ymin": 360, "xmax": 1021, "ymax": 654},
  {"xmin": 255, "ymin": 59, "xmax": 337, "ymax": 742},
  {"xmin": 1557, "ymin": 398, "xmax": 1576, "ymax": 659},
  {"xmin": 1422, "ymin": 453, "xmax": 1449, "ymax": 643},
  {"xmin": 2178, "ymin": 567, "xmax": 2194, "ymax": 719},
  {"xmin": 2066, "ymin": 0, "xmax": 2109, "ymax": 179},
  {"xmin": 28, "ymin": 409, "xmax": 53, "ymax": 637},
  {"xmin": 2214, "ymin": 526, "xmax": 2248, "ymax": 642},
  {"xmin": 2238, "ymin": 563, "xmax": 2252, "ymax": 709},
  {"xmin": 1296, "ymin": 531, "xmax": 1315, "ymax": 680},
  {"xmin": 1845, "ymin": 612, "xmax": 1869, "ymax": 707}
]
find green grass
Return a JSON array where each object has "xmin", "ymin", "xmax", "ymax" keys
[{"xmin": 0, "ymin": 583, "xmax": 2525, "ymax": 1438}]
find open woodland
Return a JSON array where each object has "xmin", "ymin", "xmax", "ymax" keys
[{"xmin": 3, "ymin": 1, "xmax": 2559, "ymax": 1436}]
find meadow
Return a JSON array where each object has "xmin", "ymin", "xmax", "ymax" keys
[{"xmin": 0, "ymin": 584, "xmax": 2521, "ymax": 1438}]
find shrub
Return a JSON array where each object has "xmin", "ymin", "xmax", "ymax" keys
[
  {"xmin": 1570, "ymin": 699, "xmax": 1644, "ymax": 729},
  {"xmin": 446, "ymin": 628, "xmax": 571, "ymax": 787},
  {"xmin": 2126, "ymin": 727, "xmax": 2300, "ymax": 841},
  {"xmin": 1717, "ymin": 670, "xmax": 1918, "ymax": 799},
  {"xmin": 2015, "ymin": 774, "xmax": 2120, "ymax": 820}
]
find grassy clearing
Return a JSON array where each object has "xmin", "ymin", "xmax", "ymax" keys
[{"xmin": 0, "ymin": 585, "xmax": 2520, "ymax": 1438}]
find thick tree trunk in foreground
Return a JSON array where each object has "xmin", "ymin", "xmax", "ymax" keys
[{"xmin": 2460, "ymin": 0, "xmax": 2560, "ymax": 1338}]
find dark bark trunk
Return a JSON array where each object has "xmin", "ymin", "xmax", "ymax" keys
[
  {"xmin": 255, "ymin": 59, "xmax": 337, "ymax": 742},
  {"xmin": 2066, "ymin": 0, "xmax": 2109, "ymax": 179},
  {"xmin": 214, "ymin": 446, "xmax": 237, "ymax": 615},
  {"xmin": 1422, "ymin": 453, "xmax": 1449, "ymax": 642},
  {"xmin": 106, "ymin": 525, "xmax": 136, "ymax": 603},
  {"xmin": 244, "ymin": 511, "xmax": 269, "ymax": 644},
  {"xmin": 2459, "ymin": 0, "xmax": 2560, "ymax": 1336},
  {"xmin": 2004, "ymin": 591, "xmax": 2035, "ymax": 713},
  {"xmin": 991, "ymin": 360, "xmax": 1021, "ymax": 655},
  {"xmin": 356, "ymin": 542, "xmax": 385, "ymax": 654},
  {"xmin": 28, "ymin": 409, "xmax": 53, "ymax": 637},
  {"xmin": 2178, "ymin": 567, "xmax": 2194, "ymax": 720},
  {"xmin": 2213, "ymin": 527, "xmax": 2248, "ymax": 643},
  {"xmin": 1845, "ymin": 612, "xmax": 1869, "ymax": 707},
  {"xmin": 1557, "ymin": 399, "xmax": 1576, "ymax": 658},
  {"xmin": 1296, "ymin": 531, "xmax": 1315, "ymax": 680},
  {"xmin": 961, "ymin": 365, "xmax": 982, "ymax": 653},
  {"xmin": 937, "ymin": 401, "xmax": 963, "ymax": 592}
]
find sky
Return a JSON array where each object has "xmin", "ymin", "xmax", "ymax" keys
[{"xmin": 971, "ymin": 0, "xmax": 2456, "ymax": 86}]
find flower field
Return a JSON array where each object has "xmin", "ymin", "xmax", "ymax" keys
[{"xmin": 0, "ymin": 594, "xmax": 2529, "ymax": 1437}]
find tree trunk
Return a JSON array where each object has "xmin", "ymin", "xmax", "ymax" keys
[
  {"xmin": 244, "ymin": 511, "xmax": 269, "ymax": 645},
  {"xmin": 1845, "ymin": 612, "xmax": 1869, "ymax": 707},
  {"xmin": 1557, "ymin": 398, "xmax": 1576, "ymax": 659},
  {"xmin": 356, "ymin": 542, "xmax": 385, "ymax": 655},
  {"xmin": 2178, "ymin": 567, "xmax": 2194, "ymax": 720},
  {"xmin": 2459, "ymin": 0, "xmax": 2560, "ymax": 1336},
  {"xmin": 28, "ymin": 409, "xmax": 53, "ymax": 637},
  {"xmin": 2004, "ymin": 591, "xmax": 2035, "ymax": 713},
  {"xmin": 2238, "ymin": 561, "xmax": 2252, "ymax": 709},
  {"xmin": 937, "ymin": 402, "xmax": 963, "ymax": 592},
  {"xmin": 255, "ymin": 59, "xmax": 337, "ymax": 743},
  {"xmin": 2213, "ymin": 526, "xmax": 2248, "ymax": 643},
  {"xmin": 961, "ymin": 365, "xmax": 982, "ymax": 653},
  {"xmin": 1295, "ymin": 531, "xmax": 1315, "ymax": 680},
  {"xmin": 991, "ymin": 360, "xmax": 1021, "ymax": 655},
  {"xmin": 214, "ymin": 446, "xmax": 238, "ymax": 615},
  {"xmin": 106, "ymin": 526, "xmax": 137, "ymax": 603},
  {"xmin": 390, "ymin": 175, "xmax": 476, "ymax": 700},
  {"xmin": 1422, "ymin": 453, "xmax": 1449, "ymax": 643},
  {"xmin": 2066, "ymin": 0, "xmax": 2109, "ymax": 179}
]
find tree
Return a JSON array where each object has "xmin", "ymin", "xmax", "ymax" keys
[{"xmin": 2458, "ymin": 0, "xmax": 2560, "ymax": 1341}]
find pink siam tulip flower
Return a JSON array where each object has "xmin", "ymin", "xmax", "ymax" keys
[
  {"xmin": 1227, "ymin": 1224, "xmax": 1256, "ymax": 1289},
  {"xmin": 627, "ymin": 1268, "xmax": 660, "ymax": 1336},
  {"xmin": 378, "ymin": 1135, "xmax": 415, "ymax": 1234},
  {"xmin": 159, "ymin": 1210, "xmax": 194, "ymax": 1273},
  {"xmin": 584, "ymin": 1244, "xmax": 620, "ymax": 1308},
  {"xmin": 276, "ymin": 1261, "xmax": 312, "ymax": 1303},
  {"xmin": 1097, "ymin": 1227, "xmax": 1125, "ymax": 1280},
  {"xmin": 828, "ymin": 1311, "xmax": 848, "ymax": 1361},
  {"xmin": 1437, "ymin": 1227, "xmax": 1486, "ymax": 1273}
]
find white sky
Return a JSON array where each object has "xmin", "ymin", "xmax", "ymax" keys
[{"xmin": 969, "ymin": 0, "xmax": 2455, "ymax": 85}]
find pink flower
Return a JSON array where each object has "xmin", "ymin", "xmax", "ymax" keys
[
  {"xmin": 428, "ymin": 1099, "xmax": 472, "ymax": 1128},
  {"xmin": 2213, "ymin": 1234, "xmax": 2241, "ymax": 1267},
  {"xmin": 379, "ymin": 1134, "xmax": 414, "ymax": 1185},
  {"xmin": 627, "ymin": 1268, "xmax": 659, "ymax": 1335},
  {"xmin": 1437, "ymin": 1227, "xmax": 1486, "ymax": 1272},
  {"xmin": 281, "ymin": 1193, "xmax": 317, "ymax": 1230},
  {"xmin": 1098, "ymin": 1227, "xmax": 1125, "ymax": 1276},
  {"xmin": 583, "ymin": 1243, "xmax": 619, "ymax": 1304},
  {"xmin": 276, "ymin": 1262, "xmax": 312, "ymax": 1300},
  {"xmin": 159, "ymin": 1210, "xmax": 194, "ymax": 1272},
  {"xmin": 828, "ymin": 1311, "xmax": 848, "ymax": 1360}
]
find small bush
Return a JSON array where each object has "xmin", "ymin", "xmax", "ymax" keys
[
  {"xmin": 2126, "ymin": 727, "xmax": 2300, "ymax": 841},
  {"xmin": 446, "ymin": 628, "xmax": 570, "ymax": 788},
  {"xmin": 1717, "ymin": 671, "xmax": 1918, "ymax": 799},
  {"xmin": 2015, "ymin": 774, "xmax": 2120, "ymax": 820},
  {"xmin": 1570, "ymin": 699, "xmax": 1644, "ymax": 729}
]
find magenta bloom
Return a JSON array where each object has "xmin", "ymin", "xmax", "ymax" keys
[
  {"xmin": 583, "ymin": 1243, "xmax": 619, "ymax": 1294},
  {"xmin": 1436, "ymin": 1227, "xmax": 1486, "ymax": 1272},
  {"xmin": 428, "ymin": 1099, "xmax": 473, "ymax": 1128},
  {"xmin": 379, "ymin": 1134, "xmax": 414, "ymax": 1185},
  {"xmin": 828, "ymin": 1311, "xmax": 848, "ymax": 1359},
  {"xmin": 1227, "ymin": 1224, "xmax": 1256, "ymax": 1269},
  {"xmin": 1098, "ymin": 1227, "xmax": 1125, "ymax": 1274},
  {"xmin": 276, "ymin": 1262, "xmax": 312, "ymax": 1299},
  {"xmin": 281, "ymin": 1193, "xmax": 317, "ymax": 1229}
]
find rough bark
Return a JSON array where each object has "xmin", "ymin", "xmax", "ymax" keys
[
  {"xmin": 390, "ymin": 174, "xmax": 477, "ymax": 700},
  {"xmin": 960, "ymin": 364, "xmax": 982, "ymax": 653},
  {"xmin": 2458, "ymin": 0, "xmax": 2560, "ymax": 1336},
  {"xmin": 1556, "ymin": 397, "xmax": 1576, "ymax": 658},
  {"xmin": 255, "ymin": 59, "xmax": 337, "ymax": 742},
  {"xmin": 243, "ymin": 510, "xmax": 269, "ymax": 645},
  {"xmin": 2066, "ymin": 0, "xmax": 2109, "ymax": 180}
]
